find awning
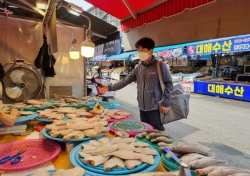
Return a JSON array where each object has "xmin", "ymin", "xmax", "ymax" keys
[
  {"xmin": 107, "ymin": 51, "xmax": 136, "ymax": 61},
  {"xmin": 85, "ymin": 0, "xmax": 217, "ymax": 32}
]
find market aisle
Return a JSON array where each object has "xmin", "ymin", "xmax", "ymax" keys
[{"xmin": 113, "ymin": 81, "xmax": 250, "ymax": 169}]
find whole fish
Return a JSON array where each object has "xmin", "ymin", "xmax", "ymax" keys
[
  {"xmin": 195, "ymin": 166, "xmax": 225, "ymax": 175},
  {"xmin": 229, "ymin": 173, "xmax": 250, "ymax": 176},
  {"xmin": 189, "ymin": 158, "xmax": 225, "ymax": 170},
  {"xmin": 147, "ymin": 132, "xmax": 172, "ymax": 139},
  {"xmin": 157, "ymin": 142, "xmax": 171, "ymax": 147},
  {"xmin": 180, "ymin": 153, "xmax": 208, "ymax": 164},
  {"xmin": 168, "ymin": 144, "xmax": 208, "ymax": 155},
  {"xmin": 146, "ymin": 129, "xmax": 162, "ymax": 134},
  {"xmin": 208, "ymin": 167, "xmax": 250, "ymax": 176},
  {"xmin": 137, "ymin": 132, "xmax": 147, "ymax": 139},
  {"xmin": 151, "ymin": 136, "xmax": 174, "ymax": 144}
]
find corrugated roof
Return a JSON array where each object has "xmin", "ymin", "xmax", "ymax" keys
[{"xmin": 2, "ymin": 0, "xmax": 117, "ymax": 42}]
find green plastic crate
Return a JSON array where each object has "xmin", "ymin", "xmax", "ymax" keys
[{"xmin": 161, "ymin": 153, "xmax": 198, "ymax": 176}]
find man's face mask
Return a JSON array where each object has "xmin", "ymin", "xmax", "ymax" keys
[{"xmin": 138, "ymin": 51, "xmax": 149, "ymax": 61}]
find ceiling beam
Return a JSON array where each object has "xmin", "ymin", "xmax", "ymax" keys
[
  {"xmin": 121, "ymin": 0, "xmax": 169, "ymax": 22},
  {"xmin": 122, "ymin": 0, "xmax": 136, "ymax": 19},
  {"xmin": 6, "ymin": 1, "xmax": 41, "ymax": 16},
  {"xmin": 18, "ymin": 0, "xmax": 45, "ymax": 16},
  {"xmin": 43, "ymin": 0, "xmax": 57, "ymax": 24}
]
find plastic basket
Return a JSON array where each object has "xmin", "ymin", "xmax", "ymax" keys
[
  {"xmin": 0, "ymin": 139, "xmax": 61, "ymax": 171},
  {"xmin": 86, "ymin": 101, "xmax": 120, "ymax": 109},
  {"xmin": 109, "ymin": 121, "xmax": 153, "ymax": 137},
  {"xmin": 161, "ymin": 153, "xmax": 198, "ymax": 176},
  {"xmin": 70, "ymin": 141, "xmax": 161, "ymax": 175},
  {"xmin": 107, "ymin": 114, "xmax": 133, "ymax": 123}
]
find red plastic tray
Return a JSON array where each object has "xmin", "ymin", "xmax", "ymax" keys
[
  {"xmin": 107, "ymin": 114, "xmax": 133, "ymax": 123},
  {"xmin": 0, "ymin": 139, "xmax": 61, "ymax": 171}
]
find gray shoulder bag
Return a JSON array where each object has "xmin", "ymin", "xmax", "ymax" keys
[{"xmin": 157, "ymin": 61, "xmax": 190, "ymax": 124}]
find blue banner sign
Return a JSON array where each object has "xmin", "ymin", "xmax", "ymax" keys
[
  {"xmin": 93, "ymin": 55, "xmax": 107, "ymax": 61},
  {"xmin": 190, "ymin": 54, "xmax": 212, "ymax": 60},
  {"xmin": 194, "ymin": 81, "xmax": 250, "ymax": 101},
  {"xmin": 154, "ymin": 47, "xmax": 183, "ymax": 58},
  {"xmin": 187, "ymin": 34, "xmax": 250, "ymax": 56}
]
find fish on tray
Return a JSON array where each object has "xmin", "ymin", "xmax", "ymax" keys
[
  {"xmin": 104, "ymin": 157, "xmax": 125, "ymax": 171},
  {"xmin": 189, "ymin": 158, "xmax": 225, "ymax": 170},
  {"xmin": 180, "ymin": 153, "xmax": 209, "ymax": 164},
  {"xmin": 83, "ymin": 155, "xmax": 109, "ymax": 166},
  {"xmin": 167, "ymin": 142, "xmax": 208, "ymax": 155},
  {"xmin": 124, "ymin": 160, "xmax": 142, "ymax": 170}
]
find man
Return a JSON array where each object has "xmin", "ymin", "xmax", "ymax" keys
[{"xmin": 108, "ymin": 37, "xmax": 173, "ymax": 131}]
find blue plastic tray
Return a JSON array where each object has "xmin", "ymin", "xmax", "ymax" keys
[
  {"xmin": 63, "ymin": 104, "xmax": 86, "ymax": 109},
  {"xmin": 16, "ymin": 106, "xmax": 51, "ymax": 112},
  {"xmin": 70, "ymin": 141, "xmax": 161, "ymax": 175},
  {"xmin": 85, "ymin": 101, "xmax": 120, "ymax": 109},
  {"xmin": 0, "ymin": 113, "xmax": 38, "ymax": 127},
  {"xmin": 41, "ymin": 127, "xmax": 109, "ymax": 143},
  {"xmin": 74, "ymin": 144, "xmax": 148, "ymax": 175}
]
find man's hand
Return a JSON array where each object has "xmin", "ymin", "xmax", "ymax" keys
[
  {"xmin": 160, "ymin": 106, "xmax": 169, "ymax": 114},
  {"xmin": 99, "ymin": 86, "xmax": 109, "ymax": 95}
]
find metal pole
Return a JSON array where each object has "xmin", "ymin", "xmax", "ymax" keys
[{"xmin": 83, "ymin": 27, "xmax": 87, "ymax": 96}]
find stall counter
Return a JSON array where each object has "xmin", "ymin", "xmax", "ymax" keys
[{"xmin": 0, "ymin": 129, "xmax": 167, "ymax": 174}]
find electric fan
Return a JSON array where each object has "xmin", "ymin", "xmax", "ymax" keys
[{"xmin": 1, "ymin": 60, "xmax": 43, "ymax": 103}]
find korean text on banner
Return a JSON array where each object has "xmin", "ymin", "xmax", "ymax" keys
[
  {"xmin": 194, "ymin": 81, "xmax": 250, "ymax": 101},
  {"xmin": 187, "ymin": 34, "xmax": 250, "ymax": 56}
]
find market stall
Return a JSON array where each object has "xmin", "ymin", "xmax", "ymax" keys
[
  {"xmin": 0, "ymin": 98, "xmax": 170, "ymax": 175},
  {"xmin": 186, "ymin": 34, "xmax": 250, "ymax": 101},
  {"xmin": 1, "ymin": 99, "xmax": 250, "ymax": 175},
  {"xmin": 106, "ymin": 52, "xmax": 134, "ymax": 80}
]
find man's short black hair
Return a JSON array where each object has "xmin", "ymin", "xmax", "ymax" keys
[{"xmin": 135, "ymin": 37, "xmax": 155, "ymax": 50}]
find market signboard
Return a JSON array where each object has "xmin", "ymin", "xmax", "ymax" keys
[
  {"xmin": 93, "ymin": 55, "xmax": 107, "ymax": 61},
  {"xmin": 187, "ymin": 34, "xmax": 250, "ymax": 56},
  {"xmin": 154, "ymin": 47, "xmax": 183, "ymax": 58},
  {"xmin": 103, "ymin": 39, "xmax": 121, "ymax": 55},
  {"xmin": 194, "ymin": 81, "xmax": 250, "ymax": 101}
]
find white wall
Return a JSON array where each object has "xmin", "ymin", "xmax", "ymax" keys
[{"xmin": 0, "ymin": 16, "xmax": 85, "ymax": 98}]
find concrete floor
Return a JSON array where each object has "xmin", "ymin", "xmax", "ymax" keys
[{"xmin": 107, "ymin": 81, "xmax": 250, "ymax": 169}]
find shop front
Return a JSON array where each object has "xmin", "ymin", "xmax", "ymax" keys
[{"xmin": 187, "ymin": 34, "xmax": 250, "ymax": 101}]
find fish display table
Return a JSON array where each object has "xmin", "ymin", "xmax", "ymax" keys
[{"xmin": 0, "ymin": 130, "xmax": 167, "ymax": 174}]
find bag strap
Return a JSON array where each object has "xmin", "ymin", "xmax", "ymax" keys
[{"xmin": 157, "ymin": 61, "xmax": 165, "ymax": 92}]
